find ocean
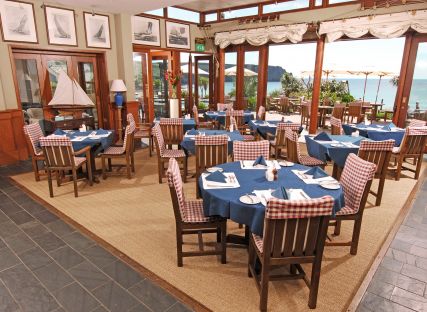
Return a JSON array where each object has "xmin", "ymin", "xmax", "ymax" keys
[{"xmin": 223, "ymin": 78, "xmax": 427, "ymax": 110}]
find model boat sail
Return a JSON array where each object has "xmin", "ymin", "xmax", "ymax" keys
[{"xmin": 48, "ymin": 71, "xmax": 95, "ymax": 110}]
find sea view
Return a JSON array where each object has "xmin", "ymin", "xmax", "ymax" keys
[{"xmin": 223, "ymin": 78, "xmax": 427, "ymax": 110}]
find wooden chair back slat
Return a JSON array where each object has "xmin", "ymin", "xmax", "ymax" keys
[
  {"xmin": 160, "ymin": 118, "xmax": 184, "ymax": 146},
  {"xmin": 347, "ymin": 102, "xmax": 363, "ymax": 123},
  {"xmin": 195, "ymin": 136, "xmax": 228, "ymax": 182},
  {"xmin": 44, "ymin": 145, "xmax": 74, "ymax": 168},
  {"xmin": 285, "ymin": 131, "xmax": 299, "ymax": 163},
  {"xmin": 332, "ymin": 104, "xmax": 346, "ymax": 121},
  {"xmin": 304, "ymin": 218, "xmax": 321, "ymax": 255}
]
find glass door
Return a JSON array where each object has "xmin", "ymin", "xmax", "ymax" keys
[
  {"xmin": 150, "ymin": 51, "xmax": 171, "ymax": 118},
  {"xmin": 243, "ymin": 50, "xmax": 260, "ymax": 111},
  {"xmin": 224, "ymin": 52, "xmax": 237, "ymax": 106},
  {"xmin": 133, "ymin": 52, "xmax": 149, "ymax": 121},
  {"xmin": 194, "ymin": 55, "xmax": 213, "ymax": 111}
]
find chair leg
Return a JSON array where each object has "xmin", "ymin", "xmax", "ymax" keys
[
  {"xmin": 101, "ymin": 157, "xmax": 107, "ymax": 180},
  {"xmin": 158, "ymin": 160, "xmax": 163, "ymax": 184},
  {"xmin": 248, "ymin": 241, "xmax": 254, "ymax": 277},
  {"xmin": 395, "ymin": 158, "xmax": 403, "ymax": 181},
  {"xmin": 334, "ymin": 220, "xmax": 341, "ymax": 236},
  {"xmin": 183, "ymin": 157, "xmax": 188, "ymax": 183},
  {"xmin": 56, "ymin": 171, "xmax": 61, "ymax": 187},
  {"xmin": 86, "ymin": 156, "xmax": 93, "ymax": 187},
  {"xmin": 376, "ymin": 177, "xmax": 385, "ymax": 206},
  {"xmin": 32, "ymin": 158, "xmax": 40, "ymax": 181},
  {"xmin": 176, "ymin": 226, "xmax": 183, "ymax": 267},
  {"xmin": 350, "ymin": 217, "xmax": 363, "ymax": 255},
  {"xmin": 126, "ymin": 157, "xmax": 131, "ymax": 179},
  {"xmin": 108, "ymin": 158, "xmax": 112, "ymax": 172},
  {"xmin": 220, "ymin": 221, "xmax": 227, "ymax": 264},
  {"xmin": 72, "ymin": 169, "xmax": 78, "ymax": 198},
  {"xmin": 47, "ymin": 169, "xmax": 54, "ymax": 198},
  {"xmin": 414, "ymin": 156, "xmax": 422, "ymax": 180},
  {"xmin": 259, "ymin": 261, "xmax": 270, "ymax": 312},
  {"xmin": 308, "ymin": 258, "xmax": 322, "ymax": 309},
  {"xmin": 131, "ymin": 152, "xmax": 135, "ymax": 173}
]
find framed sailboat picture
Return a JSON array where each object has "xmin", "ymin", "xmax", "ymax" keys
[
  {"xmin": 83, "ymin": 12, "xmax": 111, "ymax": 49},
  {"xmin": 132, "ymin": 16, "xmax": 160, "ymax": 47},
  {"xmin": 165, "ymin": 21, "xmax": 190, "ymax": 50},
  {"xmin": 0, "ymin": 0, "xmax": 38, "ymax": 43},
  {"xmin": 44, "ymin": 6, "xmax": 77, "ymax": 46}
]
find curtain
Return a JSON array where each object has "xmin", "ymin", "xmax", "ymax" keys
[
  {"xmin": 319, "ymin": 10, "xmax": 427, "ymax": 43},
  {"xmin": 214, "ymin": 23, "xmax": 308, "ymax": 49}
]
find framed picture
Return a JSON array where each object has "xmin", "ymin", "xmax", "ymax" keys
[
  {"xmin": 132, "ymin": 15, "xmax": 160, "ymax": 47},
  {"xmin": 83, "ymin": 12, "xmax": 111, "ymax": 49},
  {"xmin": 0, "ymin": 0, "xmax": 38, "ymax": 43},
  {"xmin": 165, "ymin": 21, "xmax": 190, "ymax": 50},
  {"xmin": 44, "ymin": 6, "xmax": 77, "ymax": 46}
]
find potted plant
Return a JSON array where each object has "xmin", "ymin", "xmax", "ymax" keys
[{"xmin": 165, "ymin": 70, "xmax": 182, "ymax": 118}]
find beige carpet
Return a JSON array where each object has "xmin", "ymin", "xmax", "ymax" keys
[{"xmin": 11, "ymin": 149, "xmax": 422, "ymax": 312}]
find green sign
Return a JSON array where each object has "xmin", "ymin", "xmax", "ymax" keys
[{"xmin": 195, "ymin": 43, "xmax": 205, "ymax": 52}]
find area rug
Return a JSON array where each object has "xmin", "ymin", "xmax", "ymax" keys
[{"xmin": 11, "ymin": 149, "xmax": 422, "ymax": 312}]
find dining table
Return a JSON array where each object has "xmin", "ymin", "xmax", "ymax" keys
[
  {"xmin": 204, "ymin": 111, "xmax": 254, "ymax": 126},
  {"xmin": 180, "ymin": 130, "xmax": 244, "ymax": 155},
  {"xmin": 342, "ymin": 123, "xmax": 404, "ymax": 146},
  {"xmin": 248, "ymin": 120, "xmax": 280, "ymax": 139},
  {"xmin": 199, "ymin": 161, "xmax": 345, "ymax": 236},
  {"xmin": 153, "ymin": 117, "xmax": 196, "ymax": 133}
]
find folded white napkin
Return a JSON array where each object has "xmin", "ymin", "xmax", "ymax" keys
[
  {"xmin": 71, "ymin": 136, "xmax": 87, "ymax": 142},
  {"xmin": 292, "ymin": 170, "xmax": 336, "ymax": 185},
  {"xmin": 287, "ymin": 189, "xmax": 311, "ymax": 200},
  {"xmin": 240, "ymin": 160, "xmax": 280, "ymax": 170},
  {"xmin": 253, "ymin": 190, "xmax": 273, "ymax": 206},
  {"xmin": 201, "ymin": 172, "xmax": 240, "ymax": 190}
]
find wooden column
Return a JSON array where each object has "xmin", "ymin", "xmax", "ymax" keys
[
  {"xmin": 309, "ymin": 36, "xmax": 325, "ymax": 134},
  {"xmin": 188, "ymin": 53, "xmax": 193, "ymax": 112},
  {"xmin": 216, "ymin": 48, "xmax": 225, "ymax": 107},
  {"xmin": 172, "ymin": 51, "xmax": 182, "ymax": 117},
  {"xmin": 393, "ymin": 33, "xmax": 414, "ymax": 127},
  {"xmin": 236, "ymin": 47, "xmax": 245, "ymax": 110},
  {"xmin": 257, "ymin": 45, "xmax": 269, "ymax": 112}
]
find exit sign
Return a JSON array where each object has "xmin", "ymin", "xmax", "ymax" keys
[{"xmin": 195, "ymin": 38, "xmax": 205, "ymax": 52}]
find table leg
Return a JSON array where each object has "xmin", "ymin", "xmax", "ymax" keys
[{"xmin": 227, "ymin": 225, "xmax": 249, "ymax": 246}]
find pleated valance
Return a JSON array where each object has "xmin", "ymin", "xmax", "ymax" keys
[
  {"xmin": 319, "ymin": 10, "xmax": 427, "ymax": 43},
  {"xmin": 214, "ymin": 23, "xmax": 308, "ymax": 49}
]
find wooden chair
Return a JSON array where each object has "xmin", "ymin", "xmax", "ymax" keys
[
  {"xmin": 217, "ymin": 103, "xmax": 233, "ymax": 111},
  {"xmin": 390, "ymin": 126, "xmax": 427, "ymax": 181},
  {"xmin": 330, "ymin": 116, "xmax": 344, "ymax": 135},
  {"xmin": 167, "ymin": 157, "xmax": 227, "ymax": 267},
  {"xmin": 332, "ymin": 103, "xmax": 346, "ymax": 121},
  {"xmin": 408, "ymin": 119, "xmax": 426, "ymax": 127},
  {"xmin": 40, "ymin": 136, "xmax": 92, "ymax": 198},
  {"xmin": 285, "ymin": 128, "xmax": 326, "ymax": 167},
  {"xmin": 257, "ymin": 105, "xmax": 266, "ymax": 121},
  {"xmin": 195, "ymin": 135, "xmax": 228, "ymax": 196},
  {"xmin": 233, "ymin": 140, "xmax": 270, "ymax": 161},
  {"xmin": 127, "ymin": 113, "xmax": 153, "ymax": 157},
  {"xmin": 248, "ymin": 196, "xmax": 334, "ymax": 311},
  {"xmin": 346, "ymin": 102, "xmax": 364, "ymax": 124},
  {"xmin": 268, "ymin": 123, "xmax": 300, "ymax": 159},
  {"xmin": 101, "ymin": 124, "xmax": 135, "ymax": 179},
  {"xmin": 159, "ymin": 118, "xmax": 184, "ymax": 147},
  {"xmin": 227, "ymin": 110, "xmax": 255, "ymax": 141},
  {"xmin": 327, "ymin": 154, "xmax": 376, "ymax": 255},
  {"xmin": 300, "ymin": 101, "xmax": 311, "ymax": 127},
  {"xmin": 357, "ymin": 140, "xmax": 394, "ymax": 206},
  {"xmin": 152, "ymin": 123, "xmax": 187, "ymax": 183},
  {"xmin": 192, "ymin": 105, "xmax": 215, "ymax": 130},
  {"xmin": 23, "ymin": 123, "xmax": 45, "ymax": 181},
  {"xmin": 279, "ymin": 96, "xmax": 290, "ymax": 115}
]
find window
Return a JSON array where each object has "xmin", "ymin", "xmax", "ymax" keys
[
  {"xmin": 205, "ymin": 13, "xmax": 217, "ymax": 23},
  {"xmin": 168, "ymin": 7, "xmax": 200, "ymax": 23},
  {"xmin": 315, "ymin": 0, "xmax": 323, "ymax": 6},
  {"xmin": 221, "ymin": 7, "xmax": 258, "ymax": 20},
  {"xmin": 263, "ymin": 0, "xmax": 309, "ymax": 13},
  {"xmin": 144, "ymin": 8, "xmax": 164, "ymax": 17}
]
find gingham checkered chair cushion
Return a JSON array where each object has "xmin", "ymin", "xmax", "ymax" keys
[
  {"xmin": 195, "ymin": 135, "xmax": 228, "ymax": 146},
  {"xmin": 74, "ymin": 157, "xmax": 86, "ymax": 167},
  {"xmin": 230, "ymin": 116, "xmax": 237, "ymax": 129},
  {"xmin": 228, "ymin": 110, "xmax": 244, "ymax": 117},
  {"xmin": 162, "ymin": 149, "xmax": 186, "ymax": 158},
  {"xmin": 123, "ymin": 125, "xmax": 133, "ymax": 150},
  {"xmin": 253, "ymin": 196, "xmax": 334, "ymax": 253},
  {"xmin": 127, "ymin": 114, "xmax": 136, "ymax": 133},
  {"xmin": 233, "ymin": 140, "xmax": 270, "ymax": 161},
  {"xmin": 243, "ymin": 134, "xmax": 255, "ymax": 141},
  {"xmin": 285, "ymin": 128, "xmax": 325, "ymax": 166},
  {"xmin": 277, "ymin": 122, "xmax": 301, "ymax": 132},
  {"xmin": 337, "ymin": 153, "xmax": 376, "ymax": 215},
  {"xmin": 23, "ymin": 123, "xmax": 44, "ymax": 156},
  {"xmin": 359, "ymin": 139, "xmax": 395, "ymax": 152},
  {"xmin": 409, "ymin": 119, "xmax": 426, "ymax": 127},
  {"xmin": 152, "ymin": 123, "xmax": 166, "ymax": 155},
  {"xmin": 330, "ymin": 117, "xmax": 344, "ymax": 135},
  {"xmin": 257, "ymin": 106, "xmax": 266, "ymax": 120},
  {"xmin": 160, "ymin": 118, "xmax": 184, "ymax": 126},
  {"xmin": 217, "ymin": 103, "xmax": 233, "ymax": 111},
  {"xmin": 103, "ymin": 146, "xmax": 125, "ymax": 155},
  {"xmin": 167, "ymin": 158, "xmax": 217, "ymax": 223}
]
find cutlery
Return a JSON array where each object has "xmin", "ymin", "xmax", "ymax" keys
[
  {"xmin": 245, "ymin": 194, "xmax": 254, "ymax": 204},
  {"xmin": 299, "ymin": 191, "xmax": 309, "ymax": 199},
  {"xmin": 241, "ymin": 161, "xmax": 246, "ymax": 168}
]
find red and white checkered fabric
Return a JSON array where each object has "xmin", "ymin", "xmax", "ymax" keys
[
  {"xmin": 103, "ymin": 146, "xmax": 125, "ymax": 155},
  {"xmin": 335, "ymin": 206, "xmax": 356, "ymax": 216},
  {"xmin": 167, "ymin": 158, "xmax": 186, "ymax": 218},
  {"xmin": 359, "ymin": 139, "xmax": 394, "ymax": 152},
  {"xmin": 243, "ymin": 134, "xmax": 255, "ymax": 141},
  {"xmin": 409, "ymin": 119, "xmax": 426, "ymax": 127},
  {"xmin": 339, "ymin": 153, "xmax": 376, "ymax": 215},
  {"xmin": 217, "ymin": 103, "xmax": 233, "ymax": 111},
  {"xmin": 183, "ymin": 200, "xmax": 215, "ymax": 223},
  {"xmin": 127, "ymin": 114, "xmax": 136, "ymax": 133},
  {"xmin": 159, "ymin": 118, "xmax": 183, "ymax": 125},
  {"xmin": 252, "ymin": 233, "xmax": 264, "ymax": 253},
  {"xmin": 23, "ymin": 123, "xmax": 44, "ymax": 155},
  {"xmin": 233, "ymin": 140, "xmax": 270, "ymax": 161},
  {"xmin": 330, "ymin": 117, "xmax": 344, "ymax": 135},
  {"xmin": 227, "ymin": 110, "xmax": 244, "ymax": 117},
  {"xmin": 230, "ymin": 116, "xmax": 237, "ymax": 129},
  {"xmin": 162, "ymin": 149, "xmax": 186, "ymax": 158},
  {"xmin": 152, "ymin": 123, "xmax": 166, "ymax": 155},
  {"xmin": 285, "ymin": 128, "xmax": 324, "ymax": 166},
  {"xmin": 266, "ymin": 196, "xmax": 334, "ymax": 219},
  {"xmin": 195, "ymin": 135, "xmax": 228, "ymax": 146},
  {"xmin": 277, "ymin": 122, "xmax": 301, "ymax": 132},
  {"xmin": 40, "ymin": 136, "xmax": 72, "ymax": 147},
  {"xmin": 74, "ymin": 157, "xmax": 86, "ymax": 167},
  {"xmin": 257, "ymin": 106, "xmax": 266, "ymax": 120},
  {"xmin": 123, "ymin": 125, "xmax": 133, "ymax": 150},
  {"xmin": 406, "ymin": 126, "xmax": 427, "ymax": 136}
]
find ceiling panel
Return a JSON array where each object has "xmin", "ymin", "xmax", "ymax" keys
[{"xmin": 179, "ymin": 0, "xmax": 271, "ymax": 12}]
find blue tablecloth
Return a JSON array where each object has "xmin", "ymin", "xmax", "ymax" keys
[
  {"xmin": 248, "ymin": 120, "xmax": 280, "ymax": 138},
  {"xmin": 180, "ymin": 130, "xmax": 244, "ymax": 155},
  {"xmin": 204, "ymin": 111, "xmax": 254, "ymax": 125},
  {"xmin": 306, "ymin": 135, "xmax": 364, "ymax": 168},
  {"xmin": 342, "ymin": 124, "xmax": 404, "ymax": 146},
  {"xmin": 153, "ymin": 118, "xmax": 196, "ymax": 133},
  {"xmin": 199, "ymin": 162, "xmax": 345, "ymax": 236},
  {"xmin": 54, "ymin": 129, "xmax": 114, "ymax": 155}
]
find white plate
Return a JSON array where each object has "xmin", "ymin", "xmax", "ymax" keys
[
  {"xmin": 239, "ymin": 195, "xmax": 261, "ymax": 205},
  {"xmin": 206, "ymin": 167, "xmax": 223, "ymax": 173},
  {"xmin": 330, "ymin": 143, "xmax": 343, "ymax": 147},
  {"xmin": 278, "ymin": 161, "xmax": 294, "ymax": 167},
  {"xmin": 319, "ymin": 182, "xmax": 341, "ymax": 190}
]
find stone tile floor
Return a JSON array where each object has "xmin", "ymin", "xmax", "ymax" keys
[
  {"xmin": 357, "ymin": 179, "xmax": 427, "ymax": 312},
  {"xmin": 0, "ymin": 161, "xmax": 192, "ymax": 312}
]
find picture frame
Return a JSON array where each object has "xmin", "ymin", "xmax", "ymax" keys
[
  {"xmin": 165, "ymin": 21, "xmax": 191, "ymax": 50},
  {"xmin": 44, "ymin": 6, "xmax": 77, "ymax": 46},
  {"xmin": 132, "ymin": 15, "xmax": 160, "ymax": 47},
  {"xmin": 0, "ymin": 0, "xmax": 38, "ymax": 43},
  {"xmin": 83, "ymin": 12, "xmax": 111, "ymax": 49}
]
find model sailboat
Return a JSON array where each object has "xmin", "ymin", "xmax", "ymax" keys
[{"xmin": 48, "ymin": 71, "xmax": 94, "ymax": 116}]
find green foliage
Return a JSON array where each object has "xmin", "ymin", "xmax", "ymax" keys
[
  {"xmin": 390, "ymin": 76, "xmax": 399, "ymax": 87},
  {"xmin": 244, "ymin": 77, "xmax": 258, "ymax": 111},
  {"xmin": 280, "ymin": 72, "xmax": 304, "ymax": 97},
  {"xmin": 198, "ymin": 101, "xmax": 208, "ymax": 110},
  {"xmin": 198, "ymin": 76, "xmax": 209, "ymax": 98},
  {"xmin": 269, "ymin": 89, "xmax": 281, "ymax": 98}
]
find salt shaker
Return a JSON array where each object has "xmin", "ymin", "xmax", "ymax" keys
[{"xmin": 265, "ymin": 168, "xmax": 274, "ymax": 182}]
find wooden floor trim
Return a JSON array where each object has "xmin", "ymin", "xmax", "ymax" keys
[
  {"xmin": 8, "ymin": 177, "xmax": 212, "ymax": 312},
  {"xmin": 346, "ymin": 167, "xmax": 427, "ymax": 312}
]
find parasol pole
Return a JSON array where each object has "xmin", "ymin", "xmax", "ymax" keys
[
  {"xmin": 362, "ymin": 72, "xmax": 369, "ymax": 102},
  {"xmin": 374, "ymin": 74, "xmax": 384, "ymax": 104}
]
